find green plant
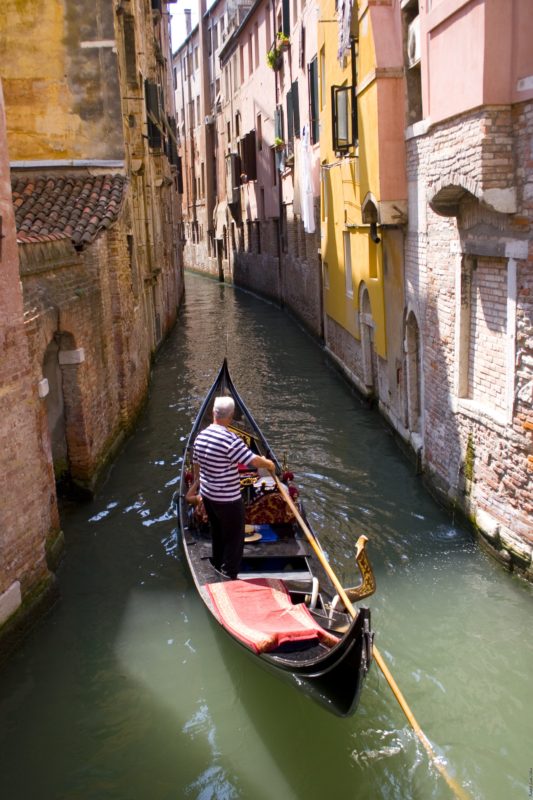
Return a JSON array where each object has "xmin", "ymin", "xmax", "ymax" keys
[
  {"xmin": 266, "ymin": 45, "xmax": 282, "ymax": 70},
  {"xmin": 276, "ymin": 31, "xmax": 290, "ymax": 47},
  {"xmin": 273, "ymin": 136, "xmax": 285, "ymax": 150}
]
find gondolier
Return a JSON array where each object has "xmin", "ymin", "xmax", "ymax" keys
[{"xmin": 193, "ymin": 395, "xmax": 275, "ymax": 578}]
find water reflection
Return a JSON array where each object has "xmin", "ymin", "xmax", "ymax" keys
[{"xmin": 0, "ymin": 273, "xmax": 531, "ymax": 800}]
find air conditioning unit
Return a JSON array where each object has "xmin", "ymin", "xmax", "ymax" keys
[
  {"xmin": 407, "ymin": 16, "xmax": 421, "ymax": 68},
  {"xmin": 204, "ymin": 114, "xmax": 215, "ymax": 126}
]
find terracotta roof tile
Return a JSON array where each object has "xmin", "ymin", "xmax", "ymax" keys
[{"xmin": 11, "ymin": 173, "xmax": 127, "ymax": 247}]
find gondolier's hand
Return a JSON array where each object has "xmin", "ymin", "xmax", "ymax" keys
[{"xmin": 250, "ymin": 455, "xmax": 276, "ymax": 473}]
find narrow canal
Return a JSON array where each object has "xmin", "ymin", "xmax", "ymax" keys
[{"xmin": 1, "ymin": 273, "xmax": 531, "ymax": 800}]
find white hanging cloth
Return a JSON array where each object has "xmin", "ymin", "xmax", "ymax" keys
[{"xmin": 299, "ymin": 125, "xmax": 315, "ymax": 234}]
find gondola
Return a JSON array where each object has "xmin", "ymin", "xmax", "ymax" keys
[{"xmin": 176, "ymin": 360, "xmax": 376, "ymax": 716}]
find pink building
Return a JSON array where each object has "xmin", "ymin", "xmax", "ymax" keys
[{"xmin": 174, "ymin": 0, "xmax": 324, "ymax": 338}]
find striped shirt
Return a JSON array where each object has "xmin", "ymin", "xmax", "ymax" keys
[{"xmin": 193, "ymin": 423, "xmax": 255, "ymax": 502}]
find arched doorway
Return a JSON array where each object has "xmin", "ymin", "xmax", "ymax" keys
[
  {"xmin": 405, "ymin": 310, "xmax": 422, "ymax": 433},
  {"xmin": 359, "ymin": 285, "xmax": 377, "ymax": 393},
  {"xmin": 42, "ymin": 338, "xmax": 68, "ymax": 481}
]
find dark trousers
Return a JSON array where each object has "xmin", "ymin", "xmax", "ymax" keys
[{"xmin": 202, "ymin": 496, "xmax": 245, "ymax": 579}]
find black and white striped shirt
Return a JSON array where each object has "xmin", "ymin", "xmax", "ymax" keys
[{"xmin": 193, "ymin": 423, "xmax": 255, "ymax": 502}]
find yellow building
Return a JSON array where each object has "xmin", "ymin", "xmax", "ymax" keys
[{"xmin": 318, "ymin": 0, "xmax": 407, "ymax": 411}]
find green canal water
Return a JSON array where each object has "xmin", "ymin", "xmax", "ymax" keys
[{"xmin": 0, "ymin": 273, "xmax": 531, "ymax": 800}]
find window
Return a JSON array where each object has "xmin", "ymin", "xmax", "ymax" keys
[
  {"xmin": 265, "ymin": 6, "xmax": 271, "ymax": 50},
  {"xmin": 194, "ymin": 46, "xmax": 199, "ymax": 70},
  {"xmin": 123, "ymin": 15, "xmax": 138, "ymax": 86},
  {"xmin": 145, "ymin": 79, "xmax": 162, "ymax": 148},
  {"xmin": 240, "ymin": 130, "xmax": 257, "ymax": 180},
  {"xmin": 319, "ymin": 48, "xmax": 326, "ymax": 110},
  {"xmin": 254, "ymin": 24, "xmax": 260, "ymax": 69},
  {"xmin": 213, "ymin": 22, "xmax": 218, "ymax": 51},
  {"xmin": 274, "ymin": 104, "xmax": 284, "ymax": 170},
  {"xmin": 282, "ymin": 0, "xmax": 290, "ymax": 35},
  {"xmin": 248, "ymin": 34, "xmax": 253, "ymax": 75},
  {"xmin": 344, "ymin": 232, "xmax": 353, "ymax": 297},
  {"xmin": 287, "ymin": 81, "xmax": 300, "ymax": 140},
  {"xmin": 256, "ymin": 113, "xmax": 262, "ymax": 150},
  {"xmin": 457, "ymin": 256, "xmax": 509, "ymax": 416},
  {"xmin": 331, "ymin": 84, "xmax": 357, "ymax": 152},
  {"xmin": 127, "ymin": 234, "xmax": 139, "ymax": 297},
  {"xmin": 240, "ymin": 45, "xmax": 245, "ymax": 83},
  {"xmin": 233, "ymin": 54, "xmax": 239, "ymax": 92},
  {"xmin": 225, "ymin": 65, "xmax": 230, "ymax": 98},
  {"xmin": 308, "ymin": 57, "xmax": 319, "ymax": 144},
  {"xmin": 281, "ymin": 204, "xmax": 288, "ymax": 252}
]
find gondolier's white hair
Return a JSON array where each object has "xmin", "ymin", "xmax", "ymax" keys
[{"xmin": 213, "ymin": 396, "xmax": 235, "ymax": 419}]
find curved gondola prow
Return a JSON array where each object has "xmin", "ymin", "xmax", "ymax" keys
[
  {"xmin": 188, "ymin": 360, "xmax": 281, "ymax": 472},
  {"xmin": 219, "ymin": 362, "xmax": 282, "ymax": 472}
]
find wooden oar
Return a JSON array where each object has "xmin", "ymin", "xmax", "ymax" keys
[{"xmin": 272, "ymin": 472, "xmax": 471, "ymax": 800}]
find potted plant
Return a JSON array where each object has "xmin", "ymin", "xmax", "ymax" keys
[
  {"xmin": 276, "ymin": 31, "xmax": 290, "ymax": 51},
  {"xmin": 266, "ymin": 45, "xmax": 283, "ymax": 70},
  {"xmin": 273, "ymin": 136, "xmax": 285, "ymax": 152}
]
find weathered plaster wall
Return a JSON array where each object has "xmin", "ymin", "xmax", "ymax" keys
[{"xmin": 1, "ymin": 0, "xmax": 124, "ymax": 161}]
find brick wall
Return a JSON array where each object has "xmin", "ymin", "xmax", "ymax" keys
[
  {"xmin": 0, "ymin": 86, "xmax": 59, "ymax": 645},
  {"xmin": 406, "ymin": 103, "xmax": 533, "ymax": 579},
  {"xmin": 18, "ymin": 209, "xmax": 157, "ymax": 494},
  {"xmin": 468, "ymin": 258, "xmax": 507, "ymax": 413}
]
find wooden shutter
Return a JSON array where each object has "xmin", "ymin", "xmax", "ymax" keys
[
  {"xmin": 308, "ymin": 57, "xmax": 319, "ymax": 144},
  {"xmin": 292, "ymin": 80, "xmax": 300, "ymax": 138},
  {"xmin": 282, "ymin": 0, "xmax": 290, "ymax": 36}
]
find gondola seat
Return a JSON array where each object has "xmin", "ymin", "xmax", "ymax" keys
[{"xmin": 205, "ymin": 578, "xmax": 339, "ymax": 654}]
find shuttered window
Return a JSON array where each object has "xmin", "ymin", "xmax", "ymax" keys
[
  {"xmin": 239, "ymin": 131, "xmax": 257, "ymax": 181},
  {"xmin": 145, "ymin": 79, "xmax": 162, "ymax": 149},
  {"xmin": 282, "ymin": 0, "xmax": 290, "ymax": 35},
  {"xmin": 123, "ymin": 15, "xmax": 137, "ymax": 86},
  {"xmin": 308, "ymin": 57, "xmax": 319, "ymax": 144}
]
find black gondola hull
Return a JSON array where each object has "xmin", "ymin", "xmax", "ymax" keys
[{"xmin": 176, "ymin": 360, "xmax": 374, "ymax": 716}]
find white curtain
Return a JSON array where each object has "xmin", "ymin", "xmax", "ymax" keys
[{"xmin": 299, "ymin": 125, "xmax": 315, "ymax": 234}]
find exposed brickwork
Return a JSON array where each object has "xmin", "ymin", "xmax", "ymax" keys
[
  {"xmin": 468, "ymin": 258, "xmax": 507, "ymax": 413},
  {"xmin": 0, "ymin": 86, "xmax": 58, "ymax": 625},
  {"xmin": 0, "ymin": 0, "xmax": 184, "ymax": 650},
  {"xmin": 406, "ymin": 103, "xmax": 533, "ymax": 578}
]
